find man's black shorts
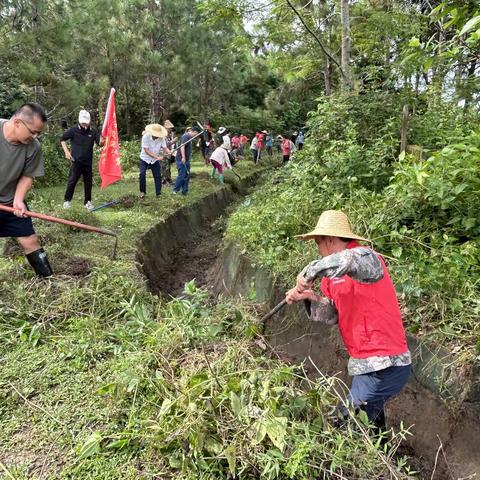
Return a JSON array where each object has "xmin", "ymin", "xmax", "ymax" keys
[{"xmin": 0, "ymin": 210, "xmax": 35, "ymax": 237}]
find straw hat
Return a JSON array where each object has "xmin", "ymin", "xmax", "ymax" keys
[
  {"xmin": 163, "ymin": 119, "xmax": 174, "ymax": 129},
  {"xmin": 144, "ymin": 124, "xmax": 168, "ymax": 138},
  {"xmin": 295, "ymin": 210, "xmax": 370, "ymax": 242}
]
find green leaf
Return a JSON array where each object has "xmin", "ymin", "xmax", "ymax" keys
[
  {"xmin": 408, "ymin": 37, "xmax": 420, "ymax": 48},
  {"xmin": 205, "ymin": 435, "xmax": 223, "ymax": 455},
  {"xmin": 225, "ymin": 444, "xmax": 236, "ymax": 476},
  {"xmin": 392, "ymin": 246, "xmax": 403, "ymax": 258},
  {"xmin": 96, "ymin": 382, "xmax": 117, "ymax": 396},
  {"xmin": 76, "ymin": 432, "xmax": 103, "ymax": 459},
  {"xmin": 106, "ymin": 438, "xmax": 129, "ymax": 450},
  {"xmin": 230, "ymin": 391, "xmax": 242, "ymax": 417},
  {"xmin": 159, "ymin": 398, "xmax": 173, "ymax": 416},
  {"xmin": 265, "ymin": 416, "xmax": 287, "ymax": 452},
  {"xmin": 459, "ymin": 16, "xmax": 480, "ymax": 36},
  {"xmin": 253, "ymin": 420, "xmax": 267, "ymax": 444}
]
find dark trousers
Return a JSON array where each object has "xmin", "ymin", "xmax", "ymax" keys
[
  {"xmin": 348, "ymin": 365, "xmax": 411, "ymax": 427},
  {"xmin": 64, "ymin": 162, "xmax": 92, "ymax": 203},
  {"xmin": 139, "ymin": 159, "xmax": 162, "ymax": 195},
  {"xmin": 298, "ymin": 143, "xmax": 304, "ymax": 150},
  {"xmin": 173, "ymin": 160, "xmax": 190, "ymax": 194}
]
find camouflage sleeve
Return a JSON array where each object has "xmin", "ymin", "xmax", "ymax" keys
[
  {"xmin": 300, "ymin": 247, "xmax": 384, "ymax": 284},
  {"xmin": 304, "ymin": 297, "xmax": 338, "ymax": 325}
]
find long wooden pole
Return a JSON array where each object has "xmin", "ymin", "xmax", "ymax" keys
[
  {"xmin": 0, "ymin": 205, "xmax": 116, "ymax": 236},
  {"xmin": 0, "ymin": 205, "xmax": 118, "ymax": 258}
]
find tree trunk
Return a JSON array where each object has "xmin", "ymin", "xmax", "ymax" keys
[
  {"xmin": 124, "ymin": 81, "xmax": 131, "ymax": 137},
  {"xmin": 400, "ymin": 105, "xmax": 409, "ymax": 155},
  {"xmin": 324, "ymin": 60, "xmax": 332, "ymax": 96},
  {"xmin": 149, "ymin": 75, "xmax": 165, "ymax": 123},
  {"xmin": 340, "ymin": 0, "xmax": 352, "ymax": 92},
  {"xmin": 463, "ymin": 59, "xmax": 477, "ymax": 109}
]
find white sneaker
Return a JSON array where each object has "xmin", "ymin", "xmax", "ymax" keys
[
  {"xmin": 63, "ymin": 201, "xmax": 71, "ymax": 209},
  {"xmin": 85, "ymin": 201, "xmax": 94, "ymax": 211}
]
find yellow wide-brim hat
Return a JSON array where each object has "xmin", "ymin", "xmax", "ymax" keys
[
  {"xmin": 163, "ymin": 119, "xmax": 174, "ymax": 129},
  {"xmin": 144, "ymin": 124, "xmax": 168, "ymax": 138},
  {"xmin": 295, "ymin": 210, "xmax": 370, "ymax": 242}
]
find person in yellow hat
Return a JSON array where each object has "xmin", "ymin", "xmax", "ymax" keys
[
  {"xmin": 285, "ymin": 210, "xmax": 411, "ymax": 433},
  {"xmin": 139, "ymin": 124, "xmax": 169, "ymax": 198}
]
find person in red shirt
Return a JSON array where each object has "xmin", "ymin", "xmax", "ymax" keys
[
  {"xmin": 239, "ymin": 134, "xmax": 249, "ymax": 158},
  {"xmin": 280, "ymin": 134, "xmax": 294, "ymax": 162},
  {"xmin": 254, "ymin": 131, "xmax": 266, "ymax": 164},
  {"xmin": 231, "ymin": 134, "xmax": 240, "ymax": 149},
  {"xmin": 285, "ymin": 210, "xmax": 411, "ymax": 433}
]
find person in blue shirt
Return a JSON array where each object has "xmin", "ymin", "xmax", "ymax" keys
[
  {"xmin": 173, "ymin": 126, "xmax": 201, "ymax": 195},
  {"xmin": 297, "ymin": 130, "xmax": 305, "ymax": 151},
  {"xmin": 265, "ymin": 132, "xmax": 273, "ymax": 157}
]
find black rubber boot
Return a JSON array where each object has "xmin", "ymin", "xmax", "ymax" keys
[{"xmin": 26, "ymin": 248, "xmax": 53, "ymax": 277}]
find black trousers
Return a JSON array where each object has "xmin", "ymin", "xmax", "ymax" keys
[{"xmin": 64, "ymin": 162, "xmax": 93, "ymax": 203}]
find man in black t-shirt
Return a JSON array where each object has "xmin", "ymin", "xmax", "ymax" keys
[{"xmin": 61, "ymin": 110, "xmax": 102, "ymax": 211}]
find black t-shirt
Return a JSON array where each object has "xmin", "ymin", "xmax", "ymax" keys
[{"xmin": 61, "ymin": 125, "xmax": 100, "ymax": 165}]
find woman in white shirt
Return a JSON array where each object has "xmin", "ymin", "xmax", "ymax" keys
[{"xmin": 209, "ymin": 144, "xmax": 232, "ymax": 184}]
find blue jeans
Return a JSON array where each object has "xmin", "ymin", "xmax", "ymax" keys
[
  {"xmin": 173, "ymin": 160, "xmax": 190, "ymax": 194},
  {"xmin": 139, "ymin": 159, "xmax": 162, "ymax": 195},
  {"xmin": 347, "ymin": 365, "xmax": 411, "ymax": 424}
]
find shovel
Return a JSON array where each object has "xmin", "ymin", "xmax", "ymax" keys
[{"xmin": 0, "ymin": 205, "xmax": 118, "ymax": 259}]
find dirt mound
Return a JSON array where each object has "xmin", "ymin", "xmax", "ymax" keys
[
  {"xmin": 53, "ymin": 256, "xmax": 94, "ymax": 277},
  {"xmin": 117, "ymin": 194, "xmax": 137, "ymax": 209}
]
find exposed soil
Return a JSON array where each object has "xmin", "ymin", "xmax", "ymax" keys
[
  {"xmin": 117, "ymin": 194, "xmax": 137, "ymax": 209},
  {"xmin": 3, "ymin": 237, "xmax": 24, "ymax": 257},
  {"xmin": 52, "ymin": 256, "xmax": 94, "ymax": 277},
  {"xmin": 148, "ymin": 222, "xmax": 222, "ymax": 297}
]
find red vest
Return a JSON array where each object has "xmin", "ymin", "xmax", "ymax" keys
[{"xmin": 320, "ymin": 242, "xmax": 408, "ymax": 359}]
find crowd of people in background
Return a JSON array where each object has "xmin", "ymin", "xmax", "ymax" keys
[
  {"xmin": 0, "ymin": 102, "xmax": 306, "ymax": 278},
  {"xmin": 57, "ymin": 110, "xmax": 308, "ymax": 205}
]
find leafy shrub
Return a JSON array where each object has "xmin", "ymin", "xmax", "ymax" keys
[
  {"xmin": 408, "ymin": 90, "xmax": 479, "ymax": 152},
  {"xmin": 36, "ymin": 130, "xmax": 70, "ymax": 186},
  {"xmin": 119, "ymin": 139, "xmax": 140, "ymax": 173},
  {"xmin": 227, "ymin": 92, "xmax": 480, "ymax": 355}
]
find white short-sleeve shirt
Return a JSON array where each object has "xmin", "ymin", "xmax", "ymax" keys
[{"xmin": 140, "ymin": 134, "xmax": 167, "ymax": 164}]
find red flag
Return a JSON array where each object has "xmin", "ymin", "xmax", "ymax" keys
[{"xmin": 99, "ymin": 88, "xmax": 122, "ymax": 189}]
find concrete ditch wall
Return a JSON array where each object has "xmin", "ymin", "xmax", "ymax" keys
[{"xmin": 211, "ymin": 242, "xmax": 480, "ymax": 479}]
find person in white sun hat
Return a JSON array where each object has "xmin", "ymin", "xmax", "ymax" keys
[
  {"xmin": 285, "ymin": 210, "xmax": 411, "ymax": 434},
  {"xmin": 61, "ymin": 109, "xmax": 102, "ymax": 211}
]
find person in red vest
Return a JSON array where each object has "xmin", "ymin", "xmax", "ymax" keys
[
  {"xmin": 254, "ymin": 131, "xmax": 266, "ymax": 164},
  {"xmin": 285, "ymin": 210, "xmax": 411, "ymax": 432}
]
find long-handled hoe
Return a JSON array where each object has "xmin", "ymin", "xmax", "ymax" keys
[{"xmin": 0, "ymin": 205, "xmax": 118, "ymax": 259}]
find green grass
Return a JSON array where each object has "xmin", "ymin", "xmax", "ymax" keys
[{"xmin": 0, "ymin": 156, "xmax": 414, "ymax": 479}]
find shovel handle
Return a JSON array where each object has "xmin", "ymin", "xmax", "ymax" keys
[{"xmin": 260, "ymin": 299, "xmax": 287, "ymax": 323}]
